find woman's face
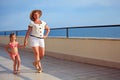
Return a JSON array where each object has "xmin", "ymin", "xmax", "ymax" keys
[{"xmin": 33, "ymin": 12, "xmax": 40, "ymax": 20}]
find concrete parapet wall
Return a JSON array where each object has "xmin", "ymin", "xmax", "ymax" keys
[
  {"xmin": 45, "ymin": 38, "xmax": 120, "ymax": 68},
  {"xmin": 0, "ymin": 36, "xmax": 120, "ymax": 68}
]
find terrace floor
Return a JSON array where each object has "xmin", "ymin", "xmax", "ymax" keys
[{"xmin": 0, "ymin": 47, "xmax": 120, "ymax": 80}]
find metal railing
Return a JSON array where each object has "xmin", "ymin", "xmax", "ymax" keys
[{"xmin": 0, "ymin": 24, "xmax": 120, "ymax": 39}]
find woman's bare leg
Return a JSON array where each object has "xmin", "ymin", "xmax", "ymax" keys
[
  {"xmin": 38, "ymin": 46, "xmax": 45, "ymax": 72},
  {"xmin": 32, "ymin": 46, "xmax": 41, "ymax": 71},
  {"xmin": 39, "ymin": 47, "xmax": 45, "ymax": 60},
  {"xmin": 32, "ymin": 46, "xmax": 40, "ymax": 61}
]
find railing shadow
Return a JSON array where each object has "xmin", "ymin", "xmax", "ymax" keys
[
  {"xmin": 0, "ymin": 46, "xmax": 62, "ymax": 80},
  {"xmin": 0, "ymin": 64, "xmax": 32, "ymax": 80}
]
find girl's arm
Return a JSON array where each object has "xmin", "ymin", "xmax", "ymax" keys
[
  {"xmin": 18, "ymin": 43, "xmax": 25, "ymax": 48},
  {"xmin": 5, "ymin": 44, "xmax": 11, "ymax": 53},
  {"xmin": 43, "ymin": 25, "xmax": 50, "ymax": 38},
  {"xmin": 24, "ymin": 26, "xmax": 32, "ymax": 46}
]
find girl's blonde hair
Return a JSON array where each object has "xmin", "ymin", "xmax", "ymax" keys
[
  {"xmin": 30, "ymin": 10, "xmax": 42, "ymax": 21},
  {"xmin": 9, "ymin": 33, "xmax": 16, "ymax": 42}
]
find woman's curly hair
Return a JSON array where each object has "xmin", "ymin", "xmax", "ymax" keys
[{"xmin": 30, "ymin": 10, "xmax": 42, "ymax": 21}]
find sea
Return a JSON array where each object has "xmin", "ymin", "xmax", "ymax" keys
[{"xmin": 0, "ymin": 25, "xmax": 120, "ymax": 39}]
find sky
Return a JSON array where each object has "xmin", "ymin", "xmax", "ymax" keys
[{"xmin": 0, "ymin": 0, "xmax": 120, "ymax": 31}]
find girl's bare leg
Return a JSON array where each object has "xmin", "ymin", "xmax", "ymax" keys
[
  {"xmin": 17, "ymin": 54, "xmax": 21, "ymax": 73},
  {"xmin": 13, "ymin": 57, "xmax": 17, "ymax": 74},
  {"xmin": 11, "ymin": 56, "xmax": 17, "ymax": 74}
]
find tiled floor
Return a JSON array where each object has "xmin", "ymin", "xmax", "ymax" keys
[{"xmin": 0, "ymin": 47, "xmax": 120, "ymax": 80}]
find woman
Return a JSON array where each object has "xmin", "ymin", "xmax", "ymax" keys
[{"xmin": 24, "ymin": 10, "xmax": 50, "ymax": 73}]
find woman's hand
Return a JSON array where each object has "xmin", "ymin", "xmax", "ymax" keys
[
  {"xmin": 43, "ymin": 25, "xmax": 50, "ymax": 39},
  {"xmin": 24, "ymin": 40, "xmax": 27, "ymax": 47},
  {"xmin": 24, "ymin": 26, "xmax": 32, "ymax": 47}
]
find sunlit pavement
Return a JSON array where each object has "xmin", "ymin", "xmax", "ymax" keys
[{"xmin": 0, "ymin": 47, "xmax": 120, "ymax": 80}]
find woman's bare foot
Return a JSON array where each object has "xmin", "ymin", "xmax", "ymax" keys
[
  {"xmin": 33, "ymin": 61, "xmax": 39, "ymax": 70},
  {"xmin": 37, "ymin": 65, "xmax": 42, "ymax": 73},
  {"xmin": 36, "ymin": 69, "xmax": 42, "ymax": 73}
]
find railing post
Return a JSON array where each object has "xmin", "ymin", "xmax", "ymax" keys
[
  {"xmin": 4, "ymin": 32, "xmax": 6, "ymax": 36},
  {"xmin": 66, "ymin": 27, "xmax": 69, "ymax": 38},
  {"xmin": 16, "ymin": 31, "xmax": 18, "ymax": 36}
]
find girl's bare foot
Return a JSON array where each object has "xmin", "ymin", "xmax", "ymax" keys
[
  {"xmin": 17, "ymin": 70, "xmax": 20, "ymax": 74},
  {"xmin": 13, "ymin": 70, "xmax": 17, "ymax": 74}
]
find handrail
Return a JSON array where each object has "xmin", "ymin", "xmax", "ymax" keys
[
  {"xmin": 50, "ymin": 24, "xmax": 120, "ymax": 30},
  {"xmin": 0, "ymin": 24, "xmax": 120, "ymax": 38}
]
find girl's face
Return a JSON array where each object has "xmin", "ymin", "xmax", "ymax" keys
[
  {"xmin": 10, "ymin": 35, "xmax": 16, "ymax": 41},
  {"xmin": 33, "ymin": 12, "xmax": 40, "ymax": 20}
]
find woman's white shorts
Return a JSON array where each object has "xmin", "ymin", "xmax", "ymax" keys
[{"xmin": 30, "ymin": 36, "xmax": 45, "ymax": 48}]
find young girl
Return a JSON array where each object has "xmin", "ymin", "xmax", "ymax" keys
[{"xmin": 5, "ymin": 33, "xmax": 25, "ymax": 74}]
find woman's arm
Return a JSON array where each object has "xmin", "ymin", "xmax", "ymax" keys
[
  {"xmin": 43, "ymin": 25, "xmax": 50, "ymax": 38},
  {"xmin": 24, "ymin": 26, "xmax": 32, "ymax": 46}
]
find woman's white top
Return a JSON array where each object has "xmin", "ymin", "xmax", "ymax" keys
[{"xmin": 29, "ymin": 20, "xmax": 46, "ymax": 38}]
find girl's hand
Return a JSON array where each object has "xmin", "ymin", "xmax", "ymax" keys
[
  {"xmin": 43, "ymin": 35, "xmax": 47, "ymax": 39},
  {"xmin": 18, "ymin": 44, "xmax": 26, "ymax": 48},
  {"xmin": 8, "ymin": 51, "xmax": 12, "ymax": 54}
]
